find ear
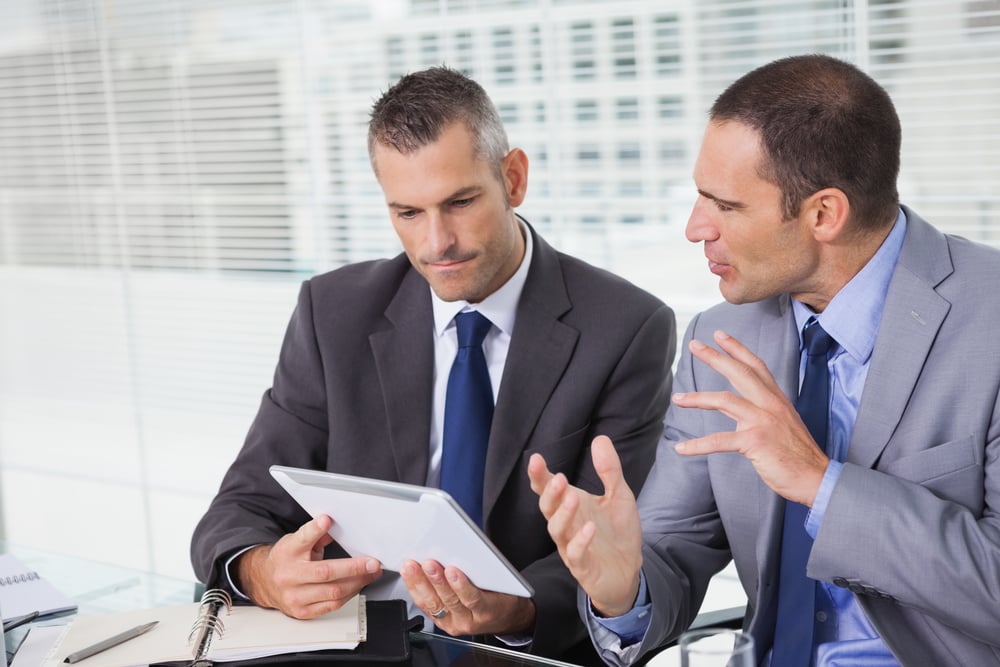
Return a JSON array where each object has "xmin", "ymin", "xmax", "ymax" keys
[
  {"xmin": 502, "ymin": 148, "xmax": 529, "ymax": 208},
  {"xmin": 804, "ymin": 187, "xmax": 850, "ymax": 243}
]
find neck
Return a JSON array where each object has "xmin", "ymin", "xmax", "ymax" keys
[{"xmin": 793, "ymin": 223, "xmax": 893, "ymax": 313}]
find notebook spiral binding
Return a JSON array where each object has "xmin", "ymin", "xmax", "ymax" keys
[
  {"xmin": 187, "ymin": 588, "xmax": 232, "ymax": 667},
  {"xmin": 0, "ymin": 571, "xmax": 40, "ymax": 586}
]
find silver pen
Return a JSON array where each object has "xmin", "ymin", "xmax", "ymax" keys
[{"xmin": 63, "ymin": 620, "xmax": 159, "ymax": 664}]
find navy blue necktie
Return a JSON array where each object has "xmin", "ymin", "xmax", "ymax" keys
[
  {"xmin": 773, "ymin": 318, "xmax": 836, "ymax": 666},
  {"xmin": 440, "ymin": 311, "xmax": 494, "ymax": 528}
]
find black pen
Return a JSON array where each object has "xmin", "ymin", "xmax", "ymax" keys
[
  {"xmin": 63, "ymin": 620, "xmax": 159, "ymax": 664},
  {"xmin": 2, "ymin": 611, "xmax": 40, "ymax": 633}
]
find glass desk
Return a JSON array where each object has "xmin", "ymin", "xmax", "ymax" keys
[
  {"xmin": 0, "ymin": 543, "xmax": 581, "ymax": 667},
  {"xmin": 2, "ymin": 543, "xmax": 746, "ymax": 667}
]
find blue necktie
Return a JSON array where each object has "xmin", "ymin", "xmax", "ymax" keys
[
  {"xmin": 440, "ymin": 311, "xmax": 494, "ymax": 528},
  {"xmin": 773, "ymin": 318, "xmax": 836, "ymax": 666}
]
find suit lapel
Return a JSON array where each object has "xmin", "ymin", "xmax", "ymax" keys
[
  {"xmin": 483, "ymin": 229, "xmax": 577, "ymax": 520},
  {"xmin": 849, "ymin": 211, "xmax": 953, "ymax": 468},
  {"xmin": 369, "ymin": 268, "xmax": 435, "ymax": 485}
]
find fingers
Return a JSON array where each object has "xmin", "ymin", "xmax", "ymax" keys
[
  {"xmin": 401, "ymin": 560, "xmax": 450, "ymax": 622},
  {"xmin": 591, "ymin": 436, "xmax": 629, "ymax": 499},
  {"xmin": 563, "ymin": 519, "xmax": 598, "ymax": 566},
  {"xmin": 674, "ymin": 430, "xmax": 739, "ymax": 456},
  {"xmin": 672, "ymin": 389, "xmax": 750, "ymax": 424},
  {"xmin": 401, "ymin": 562, "xmax": 532, "ymax": 636},
  {"xmin": 527, "ymin": 452, "xmax": 555, "ymax": 496},
  {"xmin": 312, "ymin": 554, "xmax": 382, "ymax": 581},
  {"xmin": 256, "ymin": 518, "xmax": 382, "ymax": 619},
  {"xmin": 689, "ymin": 332, "xmax": 785, "ymax": 406}
]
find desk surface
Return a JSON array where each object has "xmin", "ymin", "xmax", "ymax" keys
[
  {"xmin": 1, "ymin": 543, "xmax": 579, "ymax": 667},
  {"xmin": 2, "ymin": 544, "xmax": 746, "ymax": 667}
]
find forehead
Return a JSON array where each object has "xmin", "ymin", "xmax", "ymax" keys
[
  {"xmin": 373, "ymin": 123, "xmax": 491, "ymax": 202},
  {"xmin": 694, "ymin": 120, "xmax": 769, "ymax": 193}
]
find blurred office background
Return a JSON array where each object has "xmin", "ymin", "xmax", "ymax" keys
[{"xmin": 0, "ymin": 0, "xmax": 997, "ymax": 582}]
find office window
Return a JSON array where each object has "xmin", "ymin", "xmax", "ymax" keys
[
  {"xmin": 575, "ymin": 99, "xmax": 599, "ymax": 122},
  {"xmin": 386, "ymin": 36, "xmax": 406, "ymax": 80},
  {"xmin": 498, "ymin": 102, "xmax": 519, "ymax": 124},
  {"xmin": 534, "ymin": 101, "xmax": 546, "ymax": 123},
  {"xmin": 653, "ymin": 14, "xmax": 682, "ymax": 76},
  {"xmin": 529, "ymin": 25, "xmax": 545, "ymax": 82},
  {"xmin": 658, "ymin": 95, "xmax": 684, "ymax": 119},
  {"xmin": 493, "ymin": 27, "xmax": 516, "ymax": 84},
  {"xmin": 453, "ymin": 30, "xmax": 475, "ymax": 76},
  {"xmin": 1, "ymin": 0, "xmax": 998, "ymax": 585},
  {"xmin": 616, "ymin": 97, "xmax": 640, "ymax": 121},
  {"xmin": 659, "ymin": 141, "xmax": 686, "ymax": 163},
  {"xmin": 620, "ymin": 180, "xmax": 643, "ymax": 196},
  {"xmin": 570, "ymin": 21, "xmax": 596, "ymax": 81},
  {"xmin": 611, "ymin": 18, "xmax": 638, "ymax": 79},
  {"xmin": 618, "ymin": 142, "xmax": 642, "ymax": 164},
  {"xmin": 419, "ymin": 33, "xmax": 440, "ymax": 67},
  {"xmin": 576, "ymin": 144, "xmax": 601, "ymax": 163}
]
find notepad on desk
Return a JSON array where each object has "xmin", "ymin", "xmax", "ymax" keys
[
  {"xmin": 0, "ymin": 554, "xmax": 77, "ymax": 622},
  {"xmin": 42, "ymin": 591, "xmax": 365, "ymax": 667}
]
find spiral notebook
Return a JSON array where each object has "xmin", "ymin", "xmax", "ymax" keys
[
  {"xmin": 42, "ymin": 590, "xmax": 365, "ymax": 667},
  {"xmin": 0, "ymin": 554, "xmax": 77, "ymax": 622}
]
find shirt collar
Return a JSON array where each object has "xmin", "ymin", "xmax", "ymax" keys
[
  {"xmin": 431, "ymin": 218, "xmax": 533, "ymax": 337},
  {"xmin": 793, "ymin": 208, "xmax": 907, "ymax": 363}
]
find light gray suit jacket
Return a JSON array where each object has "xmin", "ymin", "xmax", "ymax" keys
[
  {"xmin": 191, "ymin": 224, "xmax": 675, "ymax": 659},
  {"xmin": 589, "ymin": 207, "xmax": 1000, "ymax": 666}
]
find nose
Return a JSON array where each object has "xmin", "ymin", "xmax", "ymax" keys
[
  {"xmin": 426, "ymin": 211, "xmax": 456, "ymax": 257},
  {"xmin": 685, "ymin": 196, "xmax": 719, "ymax": 244}
]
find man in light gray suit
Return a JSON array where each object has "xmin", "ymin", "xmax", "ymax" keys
[
  {"xmin": 190, "ymin": 66, "xmax": 675, "ymax": 660},
  {"xmin": 530, "ymin": 54, "xmax": 1000, "ymax": 666}
]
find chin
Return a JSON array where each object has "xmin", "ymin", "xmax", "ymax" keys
[{"xmin": 430, "ymin": 284, "xmax": 476, "ymax": 303}]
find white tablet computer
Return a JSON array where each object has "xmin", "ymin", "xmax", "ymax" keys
[{"xmin": 269, "ymin": 465, "xmax": 533, "ymax": 598}]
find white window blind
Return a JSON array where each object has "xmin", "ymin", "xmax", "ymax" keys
[{"xmin": 0, "ymin": 0, "xmax": 998, "ymax": 580}]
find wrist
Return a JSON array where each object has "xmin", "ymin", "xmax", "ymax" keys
[
  {"xmin": 592, "ymin": 573, "xmax": 641, "ymax": 618},
  {"xmin": 235, "ymin": 545, "xmax": 272, "ymax": 607}
]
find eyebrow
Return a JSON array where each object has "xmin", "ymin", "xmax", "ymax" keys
[
  {"xmin": 697, "ymin": 188, "xmax": 746, "ymax": 211},
  {"xmin": 387, "ymin": 185, "xmax": 482, "ymax": 211}
]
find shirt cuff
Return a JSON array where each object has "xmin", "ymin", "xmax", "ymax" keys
[
  {"xmin": 224, "ymin": 544, "xmax": 259, "ymax": 600},
  {"xmin": 806, "ymin": 460, "xmax": 843, "ymax": 539},
  {"xmin": 495, "ymin": 633, "xmax": 532, "ymax": 647},
  {"xmin": 589, "ymin": 571, "xmax": 652, "ymax": 646}
]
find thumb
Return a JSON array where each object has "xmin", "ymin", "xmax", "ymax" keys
[
  {"xmin": 591, "ymin": 436, "xmax": 627, "ymax": 497},
  {"xmin": 293, "ymin": 515, "xmax": 333, "ymax": 555}
]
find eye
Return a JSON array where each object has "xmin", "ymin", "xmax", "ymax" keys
[
  {"xmin": 396, "ymin": 209, "xmax": 419, "ymax": 220},
  {"xmin": 451, "ymin": 197, "xmax": 475, "ymax": 208},
  {"xmin": 713, "ymin": 200, "xmax": 734, "ymax": 213}
]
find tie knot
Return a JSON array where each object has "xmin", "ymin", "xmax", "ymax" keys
[
  {"xmin": 455, "ymin": 311, "xmax": 492, "ymax": 349},
  {"xmin": 802, "ymin": 319, "xmax": 835, "ymax": 357}
]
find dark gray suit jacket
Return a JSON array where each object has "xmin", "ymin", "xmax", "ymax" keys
[
  {"xmin": 590, "ymin": 207, "xmax": 1000, "ymax": 666},
  {"xmin": 191, "ymin": 225, "xmax": 675, "ymax": 658}
]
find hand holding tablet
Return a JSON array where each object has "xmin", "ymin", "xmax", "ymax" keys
[{"xmin": 269, "ymin": 465, "xmax": 534, "ymax": 598}]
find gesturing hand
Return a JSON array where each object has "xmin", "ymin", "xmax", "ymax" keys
[
  {"xmin": 527, "ymin": 435, "xmax": 643, "ymax": 618},
  {"xmin": 673, "ymin": 330, "xmax": 829, "ymax": 506},
  {"xmin": 236, "ymin": 515, "xmax": 383, "ymax": 619}
]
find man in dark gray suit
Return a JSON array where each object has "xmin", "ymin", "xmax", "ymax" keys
[
  {"xmin": 531, "ymin": 54, "xmax": 1000, "ymax": 665},
  {"xmin": 190, "ymin": 66, "xmax": 675, "ymax": 658}
]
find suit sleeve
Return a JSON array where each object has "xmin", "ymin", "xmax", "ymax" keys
[
  {"xmin": 190, "ymin": 280, "xmax": 331, "ymax": 587},
  {"xmin": 586, "ymin": 313, "xmax": 736, "ymax": 666},
  {"xmin": 810, "ymin": 419, "xmax": 1000, "ymax": 647},
  {"xmin": 524, "ymin": 302, "xmax": 676, "ymax": 657}
]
